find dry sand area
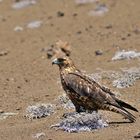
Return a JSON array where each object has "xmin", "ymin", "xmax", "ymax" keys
[{"xmin": 0, "ymin": 0, "xmax": 140, "ymax": 140}]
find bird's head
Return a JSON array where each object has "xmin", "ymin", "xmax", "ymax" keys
[{"xmin": 52, "ymin": 57, "xmax": 75, "ymax": 70}]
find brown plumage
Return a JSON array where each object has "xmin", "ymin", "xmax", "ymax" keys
[{"xmin": 52, "ymin": 57, "xmax": 138, "ymax": 122}]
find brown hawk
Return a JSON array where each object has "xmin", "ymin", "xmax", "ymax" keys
[{"xmin": 52, "ymin": 57, "xmax": 138, "ymax": 122}]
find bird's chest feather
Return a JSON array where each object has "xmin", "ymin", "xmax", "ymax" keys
[
  {"xmin": 60, "ymin": 71, "xmax": 99, "ymax": 109},
  {"xmin": 60, "ymin": 74, "xmax": 79, "ymax": 100},
  {"xmin": 61, "ymin": 78, "xmax": 76, "ymax": 98},
  {"xmin": 61, "ymin": 77, "xmax": 91, "ymax": 107}
]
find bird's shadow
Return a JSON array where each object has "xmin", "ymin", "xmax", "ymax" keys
[{"xmin": 109, "ymin": 121, "xmax": 133, "ymax": 125}]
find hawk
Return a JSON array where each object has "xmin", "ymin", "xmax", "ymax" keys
[{"xmin": 52, "ymin": 57, "xmax": 138, "ymax": 122}]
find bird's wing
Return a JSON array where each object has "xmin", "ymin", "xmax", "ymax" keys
[
  {"xmin": 64, "ymin": 72, "xmax": 117, "ymax": 105},
  {"xmin": 70, "ymin": 72, "xmax": 116, "ymax": 96},
  {"xmin": 63, "ymin": 72, "xmax": 137, "ymax": 122},
  {"xmin": 77, "ymin": 73, "xmax": 116, "ymax": 96}
]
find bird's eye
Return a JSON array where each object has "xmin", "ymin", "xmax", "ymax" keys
[{"xmin": 58, "ymin": 58, "xmax": 66, "ymax": 62}]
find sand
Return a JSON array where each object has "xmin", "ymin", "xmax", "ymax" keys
[{"xmin": 0, "ymin": 0, "xmax": 140, "ymax": 140}]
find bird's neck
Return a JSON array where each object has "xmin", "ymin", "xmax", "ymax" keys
[
  {"xmin": 60, "ymin": 66, "xmax": 79, "ymax": 75},
  {"xmin": 59, "ymin": 66, "xmax": 80, "ymax": 92}
]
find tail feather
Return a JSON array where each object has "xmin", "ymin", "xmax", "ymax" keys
[
  {"xmin": 120, "ymin": 106, "xmax": 136, "ymax": 119},
  {"xmin": 103, "ymin": 104, "xmax": 136, "ymax": 122},
  {"xmin": 115, "ymin": 99, "xmax": 138, "ymax": 112},
  {"xmin": 116, "ymin": 107, "xmax": 136, "ymax": 122}
]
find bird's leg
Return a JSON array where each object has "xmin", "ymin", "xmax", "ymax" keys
[
  {"xmin": 62, "ymin": 103, "xmax": 84, "ymax": 118},
  {"xmin": 86, "ymin": 109, "xmax": 98, "ymax": 114},
  {"xmin": 75, "ymin": 104, "xmax": 86, "ymax": 113},
  {"xmin": 75, "ymin": 105, "xmax": 82, "ymax": 113}
]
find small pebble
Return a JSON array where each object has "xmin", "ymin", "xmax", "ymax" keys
[
  {"xmin": 16, "ymin": 108, "xmax": 21, "ymax": 111},
  {"xmin": 12, "ymin": 0, "xmax": 37, "ymax": 10},
  {"xmin": 134, "ymin": 133, "xmax": 140, "ymax": 138},
  {"xmin": 121, "ymin": 37, "xmax": 126, "ymax": 40},
  {"xmin": 133, "ymin": 28, "xmax": 140, "ymax": 34},
  {"xmin": 32, "ymin": 132, "xmax": 46, "ymax": 139},
  {"xmin": 0, "ymin": 110, "xmax": 4, "ymax": 113},
  {"xmin": 95, "ymin": 50, "xmax": 103, "ymax": 55},
  {"xmin": 57, "ymin": 11, "xmax": 64, "ymax": 17},
  {"xmin": 14, "ymin": 26, "xmax": 23, "ymax": 32},
  {"xmin": 0, "ymin": 112, "xmax": 17, "ymax": 120},
  {"xmin": 75, "ymin": 0, "xmax": 97, "ymax": 5},
  {"xmin": 105, "ymin": 24, "xmax": 112, "ymax": 29},
  {"xmin": 27, "ymin": 21, "xmax": 42, "ymax": 29},
  {"xmin": 73, "ymin": 13, "xmax": 78, "ymax": 17},
  {"xmin": 0, "ymin": 50, "xmax": 9, "ymax": 56},
  {"xmin": 127, "ymin": 33, "xmax": 131, "ymax": 37},
  {"xmin": 43, "ymin": 40, "xmax": 71, "ymax": 59},
  {"xmin": 17, "ymin": 86, "xmax": 21, "ymax": 89},
  {"xmin": 88, "ymin": 4, "xmax": 109, "ymax": 16},
  {"xmin": 76, "ymin": 31, "xmax": 82, "ymax": 34}
]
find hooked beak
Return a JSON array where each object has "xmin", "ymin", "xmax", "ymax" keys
[{"xmin": 52, "ymin": 58, "xmax": 59, "ymax": 65}]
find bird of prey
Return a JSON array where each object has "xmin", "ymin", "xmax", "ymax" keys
[{"xmin": 52, "ymin": 57, "xmax": 138, "ymax": 122}]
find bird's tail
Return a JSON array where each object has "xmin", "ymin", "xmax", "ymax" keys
[
  {"xmin": 115, "ymin": 98, "xmax": 138, "ymax": 112},
  {"xmin": 104, "ymin": 104, "xmax": 136, "ymax": 122}
]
